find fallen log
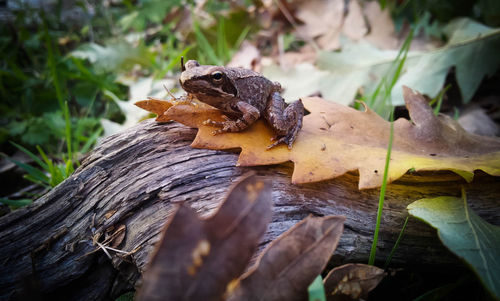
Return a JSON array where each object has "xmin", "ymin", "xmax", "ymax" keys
[{"xmin": 1, "ymin": 119, "xmax": 499, "ymax": 300}]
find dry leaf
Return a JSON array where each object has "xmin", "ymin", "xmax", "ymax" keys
[
  {"xmin": 135, "ymin": 97, "xmax": 173, "ymax": 122},
  {"xmin": 458, "ymin": 107, "xmax": 499, "ymax": 137},
  {"xmin": 136, "ymin": 86, "xmax": 500, "ymax": 188},
  {"xmin": 295, "ymin": 0, "xmax": 345, "ymax": 50},
  {"xmin": 227, "ymin": 41, "xmax": 261, "ymax": 71},
  {"xmin": 323, "ymin": 263, "xmax": 385, "ymax": 300},
  {"xmin": 136, "ymin": 173, "xmax": 272, "ymax": 301},
  {"xmin": 363, "ymin": 1, "xmax": 398, "ymax": 49},
  {"xmin": 342, "ymin": 0, "xmax": 368, "ymax": 41},
  {"xmin": 227, "ymin": 215, "xmax": 346, "ymax": 301}
]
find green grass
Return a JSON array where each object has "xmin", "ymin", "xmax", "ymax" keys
[
  {"xmin": 429, "ymin": 84, "xmax": 451, "ymax": 115},
  {"xmin": 1, "ymin": 1, "xmax": 261, "ymax": 209},
  {"xmin": 308, "ymin": 275, "xmax": 327, "ymax": 301},
  {"xmin": 367, "ymin": 29, "xmax": 415, "ymax": 266},
  {"xmin": 368, "ymin": 107, "xmax": 395, "ymax": 265},
  {"xmin": 362, "ymin": 29, "xmax": 413, "ymax": 119},
  {"xmin": 384, "ymin": 216, "xmax": 409, "ymax": 269},
  {"xmin": 193, "ymin": 16, "xmax": 251, "ymax": 66},
  {"xmin": 6, "ymin": 142, "xmax": 77, "ymax": 188}
]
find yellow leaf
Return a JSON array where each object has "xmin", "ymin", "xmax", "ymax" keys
[{"xmin": 135, "ymin": 86, "xmax": 500, "ymax": 189}]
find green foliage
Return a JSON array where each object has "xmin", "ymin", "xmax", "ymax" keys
[
  {"xmin": 368, "ymin": 107, "xmax": 394, "ymax": 265},
  {"xmin": 1, "ymin": 1, "xmax": 261, "ymax": 206},
  {"xmin": 119, "ymin": 0, "xmax": 184, "ymax": 31},
  {"xmin": 384, "ymin": 216, "xmax": 409, "ymax": 269},
  {"xmin": 191, "ymin": 12, "xmax": 252, "ymax": 65},
  {"xmin": 0, "ymin": 2, "xmax": 126, "ymax": 157},
  {"xmin": 361, "ymin": 29, "xmax": 413, "ymax": 118},
  {"xmin": 6, "ymin": 142, "xmax": 75, "ymax": 188},
  {"xmin": 366, "ymin": 31, "xmax": 410, "ymax": 263},
  {"xmin": 0, "ymin": 198, "xmax": 33, "ymax": 210},
  {"xmin": 308, "ymin": 275, "xmax": 327, "ymax": 301},
  {"xmin": 385, "ymin": 0, "xmax": 500, "ymax": 28},
  {"xmin": 408, "ymin": 190, "xmax": 500, "ymax": 299},
  {"xmin": 429, "ymin": 84, "xmax": 451, "ymax": 115}
]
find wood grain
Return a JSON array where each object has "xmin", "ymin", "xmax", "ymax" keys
[{"xmin": 1, "ymin": 119, "xmax": 498, "ymax": 300}]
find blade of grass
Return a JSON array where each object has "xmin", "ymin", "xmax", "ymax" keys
[
  {"xmin": 36, "ymin": 145, "xmax": 57, "ymax": 185},
  {"xmin": 368, "ymin": 29, "xmax": 413, "ymax": 118},
  {"xmin": 43, "ymin": 16, "xmax": 64, "ymax": 110},
  {"xmin": 79, "ymin": 127, "xmax": 103, "ymax": 154},
  {"xmin": 36, "ymin": 146, "xmax": 51, "ymax": 166},
  {"xmin": 453, "ymin": 107, "xmax": 460, "ymax": 120},
  {"xmin": 308, "ymin": 275, "xmax": 327, "ymax": 301},
  {"xmin": 63, "ymin": 101, "xmax": 73, "ymax": 161},
  {"xmin": 0, "ymin": 198, "xmax": 33, "ymax": 209},
  {"xmin": 2, "ymin": 154, "xmax": 50, "ymax": 184},
  {"xmin": 369, "ymin": 107, "xmax": 394, "ymax": 265},
  {"xmin": 159, "ymin": 47, "xmax": 193, "ymax": 77},
  {"xmin": 64, "ymin": 154, "xmax": 74, "ymax": 177},
  {"xmin": 43, "ymin": 13, "xmax": 73, "ymax": 162},
  {"xmin": 216, "ymin": 18, "xmax": 229, "ymax": 62},
  {"xmin": 193, "ymin": 20, "xmax": 221, "ymax": 65},
  {"xmin": 11, "ymin": 142, "xmax": 48, "ymax": 170},
  {"xmin": 384, "ymin": 215, "xmax": 409, "ymax": 269},
  {"xmin": 234, "ymin": 25, "xmax": 251, "ymax": 50},
  {"xmin": 23, "ymin": 174, "xmax": 51, "ymax": 189},
  {"xmin": 429, "ymin": 84, "xmax": 451, "ymax": 115}
]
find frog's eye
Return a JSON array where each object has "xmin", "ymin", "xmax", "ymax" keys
[{"xmin": 211, "ymin": 71, "xmax": 224, "ymax": 83}]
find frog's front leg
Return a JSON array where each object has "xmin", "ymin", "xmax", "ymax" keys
[
  {"xmin": 264, "ymin": 92, "xmax": 304, "ymax": 149},
  {"xmin": 205, "ymin": 101, "xmax": 260, "ymax": 134}
]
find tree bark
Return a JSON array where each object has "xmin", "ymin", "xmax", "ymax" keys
[{"xmin": 1, "ymin": 119, "xmax": 499, "ymax": 300}]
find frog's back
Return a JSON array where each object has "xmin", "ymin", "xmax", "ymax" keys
[{"xmin": 227, "ymin": 67, "xmax": 275, "ymax": 111}]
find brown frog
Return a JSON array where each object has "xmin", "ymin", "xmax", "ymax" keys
[{"xmin": 179, "ymin": 59, "xmax": 304, "ymax": 149}]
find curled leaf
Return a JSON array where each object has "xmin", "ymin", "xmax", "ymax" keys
[
  {"xmin": 136, "ymin": 173, "xmax": 272, "ymax": 301},
  {"xmin": 227, "ymin": 215, "xmax": 346, "ymax": 301},
  {"xmin": 134, "ymin": 97, "xmax": 173, "ymax": 122},
  {"xmin": 323, "ymin": 263, "xmax": 385, "ymax": 300}
]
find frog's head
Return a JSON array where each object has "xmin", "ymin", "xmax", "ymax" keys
[{"xmin": 179, "ymin": 60, "xmax": 238, "ymax": 106}]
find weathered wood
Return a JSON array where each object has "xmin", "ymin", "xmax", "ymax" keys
[{"xmin": 1, "ymin": 119, "xmax": 499, "ymax": 300}]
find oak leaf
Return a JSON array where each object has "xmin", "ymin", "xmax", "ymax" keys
[
  {"xmin": 135, "ymin": 86, "xmax": 500, "ymax": 189},
  {"xmin": 408, "ymin": 195, "xmax": 500, "ymax": 299}
]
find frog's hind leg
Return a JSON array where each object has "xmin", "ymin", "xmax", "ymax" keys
[{"xmin": 264, "ymin": 92, "xmax": 304, "ymax": 149}]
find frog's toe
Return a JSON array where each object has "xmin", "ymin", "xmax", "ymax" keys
[
  {"xmin": 204, "ymin": 119, "xmax": 224, "ymax": 127},
  {"xmin": 212, "ymin": 129, "xmax": 226, "ymax": 135},
  {"xmin": 267, "ymin": 136, "xmax": 291, "ymax": 149}
]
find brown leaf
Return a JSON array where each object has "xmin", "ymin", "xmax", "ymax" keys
[
  {"xmin": 295, "ymin": 0, "xmax": 345, "ymax": 50},
  {"xmin": 136, "ymin": 173, "xmax": 272, "ymax": 301},
  {"xmin": 227, "ymin": 215, "xmax": 346, "ymax": 301},
  {"xmin": 136, "ymin": 86, "xmax": 500, "ymax": 188},
  {"xmin": 134, "ymin": 97, "xmax": 173, "ymax": 122},
  {"xmin": 342, "ymin": 0, "xmax": 368, "ymax": 41},
  {"xmin": 323, "ymin": 264, "xmax": 385, "ymax": 301},
  {"xmin": 363, "ymin": 1, "xmax": 398, "ymax": 49},
  {"xmin": 227, "ymin": 41, "xmax": 261, "ymax": 71}
]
